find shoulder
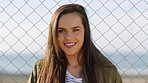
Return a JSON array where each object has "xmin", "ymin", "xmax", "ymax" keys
[
  {"xmin": 31, "ymin": 59, "xmax": 44, "ymax": 77},
  {"xmin": 94, "ymin": 61, "xmax": 122, "ymax": 83},
  {"xmin": 34, "ymin": 59, "xmax": 43, "ymax": 67},
  {"xmin": 94, "ymin": 51, "xmax": 119, "ymax": 76},
  {"xmin": 32, "ymin": 59, "xmax": 43, "ymax": 74},
  {"xmin": 93, "ymin": 49, "xmax": 115, "ymax": 67},
  {"xmin": 94, "ymin": 62, "xmax": 117, "ymax": 73},
  {"xmin": 30, "ymin": 59, "xmax": 43, "ymax": 72},
  {"xmin": 93, "ymin": 50, "xmax": 123, "ymax": 82},
  {"xmin": 27, "ymin": 59, "xmax": 43, "ymax": 83},
  {"xmin": 94, "ymin": 60, "xmax": 117, "ymax": 74}
]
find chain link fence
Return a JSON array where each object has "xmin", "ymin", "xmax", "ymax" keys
[{"xmin": 0, "ymin": 0, "xmax": 148, "ymax": 83}]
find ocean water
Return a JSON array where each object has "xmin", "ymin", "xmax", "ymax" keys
[{"xmin": 0, "ymin": 52, "xmax": 148, "ymax": 76}]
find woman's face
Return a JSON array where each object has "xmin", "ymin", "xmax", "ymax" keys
[{"xmin": 57, "ymin": 12, "xmax": 84, "ymax": 57}]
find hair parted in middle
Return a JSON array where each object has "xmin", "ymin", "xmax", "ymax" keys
[{"xmin": 39, "ymin": 4, "xmax": 106, "ymax": 83}]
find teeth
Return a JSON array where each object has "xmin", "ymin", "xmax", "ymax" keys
[{"xmin": 65, "ymin": 43, "xmax": 75, "ymax": 46}]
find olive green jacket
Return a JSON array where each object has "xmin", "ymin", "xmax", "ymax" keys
[{"xmin": 27, "ymin": 59, "xmax": 122, "ymax": 83}]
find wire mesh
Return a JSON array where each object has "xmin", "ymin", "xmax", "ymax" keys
[{"xmin": 0, "ymin": 0, "xmax": 148, "ymax": 83}]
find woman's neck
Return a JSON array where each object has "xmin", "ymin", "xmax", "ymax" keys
[
  {"xmin": 65, "ymin": 53, "xmax": 82, "ymax": 67},
  {"xmin": 65, "ymin": 54, "xmax": 83, "ymax": 78},
  {"xmin": 67, "ymin": 62, "xmax": 83, "ymax": 78}
]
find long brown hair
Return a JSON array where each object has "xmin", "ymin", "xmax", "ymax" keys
[{"xmin": 39, "ymin": 4, "xmax": 101, "ymax": 83}]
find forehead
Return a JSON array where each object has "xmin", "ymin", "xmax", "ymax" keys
[{"xmin": 58, "ymin": 12, "xmax": 82, "ymax": 27}]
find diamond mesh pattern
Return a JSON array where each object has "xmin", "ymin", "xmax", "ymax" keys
[{"xmin": 0, "ymin": 0, "xmax": 148, "ymax": 83}]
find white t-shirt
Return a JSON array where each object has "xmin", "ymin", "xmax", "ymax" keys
[{"xmin": 65, "ymin": 70, "xmax": 83, "ymax": 83}]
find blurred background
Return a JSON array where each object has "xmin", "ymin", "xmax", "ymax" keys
[{"xmin": 0, "ymin": 0, "xmax": 148, "ymax": 83}]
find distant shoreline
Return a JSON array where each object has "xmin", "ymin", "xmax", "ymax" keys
[{"xmin": 0, "ymin": 74, "xmax": 147, "ymax": 83}]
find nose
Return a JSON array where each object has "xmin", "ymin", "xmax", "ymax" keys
[{"xmin": 65, "ymin": 32, "xmax": 73, "ymax": 40}]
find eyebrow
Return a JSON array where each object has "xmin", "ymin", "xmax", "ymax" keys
[
  {"xmin": 72, "ymin": 26, "xmax": 81, "ymax": 29},
  {"xmin": 58, "ymin": 27, "xmax": 64, "ymax": 29},
  {"xmin": 58, "ymin": 26, "xmax": 81, "ymax": 29}
]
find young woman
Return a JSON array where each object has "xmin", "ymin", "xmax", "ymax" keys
[{"xmin": 27, "ymin": 4, "xmax": 122, "ymax": 83}]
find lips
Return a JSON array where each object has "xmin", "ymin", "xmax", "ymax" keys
[{"xmin": 64, "ymin": 42, "xmax": 76, "ymax": 48}]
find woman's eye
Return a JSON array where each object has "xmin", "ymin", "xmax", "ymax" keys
[
  {"xmin": 58, "ymin": 29, "xmax": 64, "ymax": 33},
  {"xmin": 73, "ymin": 29, "xmax": 80, "ymax": 32}
]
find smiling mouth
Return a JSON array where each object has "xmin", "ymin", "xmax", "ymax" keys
[{"xmin": 64, "ymin": 42, "xmax": 76, "ymax": 48}]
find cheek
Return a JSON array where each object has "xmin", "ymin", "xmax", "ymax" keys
[
  {"xmin": 80, "ymin": 35, "xmax": 84, "ymax": 44},
  {"xmin": 81, "ymin": 32, "xmax": 85, "ymax": 44},
  {"xmin": 58, "ymin": 36, "xmax": 63, "ymax": 45},
  {"xmin": 76, "ymin": 31, "xmax": 84, "ymax": 41}
]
